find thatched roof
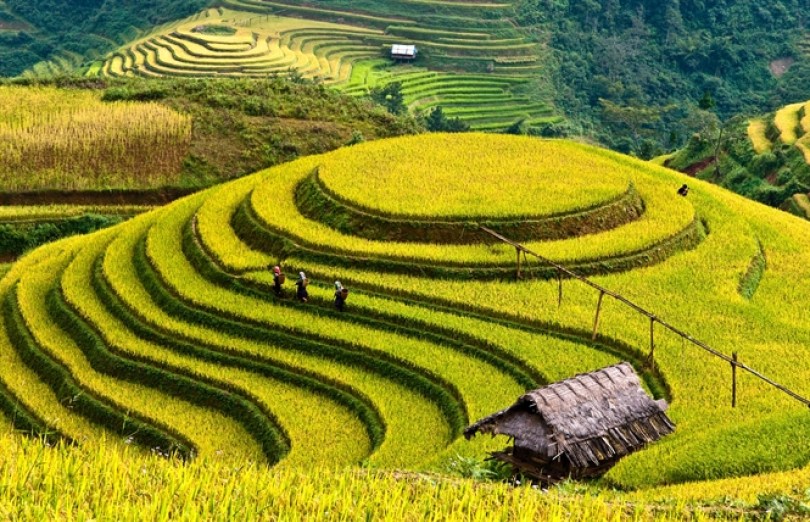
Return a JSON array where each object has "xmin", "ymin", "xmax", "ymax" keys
[{"xmin": 464, "ymin": 363, "xmax": 674, "ymax": 469}]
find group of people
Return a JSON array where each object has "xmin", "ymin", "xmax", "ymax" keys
[{"xmin": 271, "ymin": 265, "xmax": 348, "ymax": 312}]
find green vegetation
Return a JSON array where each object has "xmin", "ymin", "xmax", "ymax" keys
[
  {"xmin": 0, "ymin": 79, "xmax": 419, "ymax": 190},
  {"xmin": 2, "ymin": 0, "xmax": 808, "ymax": 153},
  {"xmin": 521, "ymin": 0, "xmax": 810, "ymax": 156},
  {"xmin": 0, "ymin": 0, "xmax": 209, "ymax": 77},
  {"xmin": 89, "ymin": 7, "xmax": 556, "ymax": 132},
  {"xmin": 667, "ymin": 99, "xmax": 810, "ymax": 218}
]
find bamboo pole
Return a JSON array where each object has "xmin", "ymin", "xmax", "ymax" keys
[
  {"xmin": 732, "ymin": 352, "xmax": 738, "ymax": 408},
  {"xmin": 479, "ymin": 226, "xmax": 810, "ymax": 409},
  {"xmin": 592, "ymin": 290, "xmax": 605, "ymax": 341}
]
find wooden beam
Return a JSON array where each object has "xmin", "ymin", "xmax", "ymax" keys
[
  {"xmin": 592, "ymin": 290, "xmax": 605, "ymax": 341},
  {"xmin": 648, "ymin": 317, "xmax": 656, "ymax": 368},
  {"xmin": 732, "ymin": 352, "xmax": 738, "ymax": 408}
]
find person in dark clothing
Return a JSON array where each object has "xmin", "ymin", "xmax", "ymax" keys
[
  {"xmin": 295, "ymin": 271, "xmax": 309, "ymax": 302},
  {"xmin": 272, "ymin": 265, "xmax": 285, "ymax": 297},
  {"xmin": 334, "ymin": 280, "xmax": 348, "ymax": 312},
  {"xmin": 677, "ymin": 184, "xmax": 689, "ymax": 196}
]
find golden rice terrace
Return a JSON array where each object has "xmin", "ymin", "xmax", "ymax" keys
[{"xmin": 1, "ymin": 134, "xmax": 809, "ymax": 494}]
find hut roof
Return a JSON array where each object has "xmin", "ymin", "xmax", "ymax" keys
[
  {"xmin": 391, "ymin": 44, "xmax": 417, "ymax": 58},
  {"xmin": 464, "ymin": 362, "xmax": 674, "ymax": 468}
]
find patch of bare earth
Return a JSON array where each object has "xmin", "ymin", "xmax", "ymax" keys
[{"xmin": 770, "ymin": 57, "xmax": 794, "ymax": 77}]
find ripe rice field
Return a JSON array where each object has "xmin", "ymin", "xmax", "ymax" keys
[
  {"xmin": 2, "ymin": 134, "xmax": 810, "ymax": 518},
  {"xmin": 95, "ymin": 5, "xmax": 557, "ymax": 131},
  {"xmin": 0, "ymin": 87, "xmax": 191, "ymax": 191}
]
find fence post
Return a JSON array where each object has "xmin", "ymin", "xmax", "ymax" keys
[
  {"xmin": 592, "ymin": 290, "xmax": 605, "ymax": 341},
  {"xmin": 731, "ymin": 352, "xmax": 738, "ymax": 408}
]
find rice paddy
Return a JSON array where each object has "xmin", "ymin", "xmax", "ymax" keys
[
  {"xmin": 95, "ymin": 6, "xmax": 558, "ymax": 131},
  {"xmin": 2, "ymin": 134, "xmax": 810, "ymax": 518}
]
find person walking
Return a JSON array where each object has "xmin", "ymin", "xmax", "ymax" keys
[
  {"xmin": 677, "ymin": 184, "xmax": 689, "ymax": 196},
  {"xmin": 271, "ymin": 265, "xmax": 285, "ymax": 297},
  {"xmin": 295, "ymin": 271, "xmax": 309, "ymax": 302},
  {"xmin": 334, "ymin": 280, "xmax": 348, "ymax": 312}
]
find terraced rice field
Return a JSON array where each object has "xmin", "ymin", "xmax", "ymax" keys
[
  {"xmin": 2, "ymin": 134, "xmax": 809, "ymax": 501},
  {"xmin": 97, "ymin": 5, "xmax": 556, "ymax": 130},
  {"xmin": 744, "ymin": 100, "xmax": 810, "ymax": 214}
]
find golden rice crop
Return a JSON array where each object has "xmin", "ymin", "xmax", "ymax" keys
[
  {"xmin": 0, "ymin": 432, "xmax": 756, "ymax": 521},
  {"xmin": 148, "ymin": 195, "xmax": 525, "ymax": 422},
  {"xmin": 103, "ymin": 209, "xmax": 454, "ymax": 467},
  {"xmin": 246, "ymin": 139, "xmax": 695, "ymax": 267},
  {"xmin": 773, "ymin": 102, "xmax": 804, "ymax": 145},
  {"xmin": 64, "ymin": 232, "xmax": 371, "ymax": 468},
  {"xmin": 283, "ymin": 144, "xmax": 810, "ymax": 489},
  {"xmin": 2, "ymin": 133, "xmax": 810, "ymax": 512},
  {"xmin": 317, "ymin": 134, "xmax": 629, "ymax": 218},
  {"xmin": 746, "ymin": 119, "xmax": 771, "ymax": 154},
  {"xmin": 0, "ymin": 86, "xmax": 191, "ymax": 190}
]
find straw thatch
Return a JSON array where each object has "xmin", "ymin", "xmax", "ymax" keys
[{"xmin": 464, "ymin": 362, "xmax": 674, "ymax": 483}]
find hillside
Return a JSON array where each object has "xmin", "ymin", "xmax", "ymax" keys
[
  {"xmin": 0, "ymin": 79, "xmax": 420, "ymax": 191},
  {"xmin": 2, "ymin": 134, "xmax": 809, "ymax": 511},
  {"xmin": 667, "ymin": 99, "xmax": 810, "ymax": 219},
  {"xmin": 90, "ymin": 5, "xmax": 557, "ymax": 132},
  {"xmin": 0, "ymin": 0, "xmax": 209, "ymax": 76},
  {"xmin": 3, "ymin": 1, "xmax": 808, "ymax": 149}
]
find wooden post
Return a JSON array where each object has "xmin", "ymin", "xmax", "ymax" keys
[
  {"xmin": 515, "ymin": 247, "xmax": 522, "ymax": 280},
  {"xmin": 731, "ymin": 352, "xmax": 738, "ymax": 408},
  {"xmin": 648, "ymin": 317, "xmax": 656, "ymax": 367},
  {"xmin": 557, "ymin": 268, "xmax": 563, "ymax": 307},
  {"xmin": 592, "ymin": 290, "xmax": 605, "ymax": 341}
]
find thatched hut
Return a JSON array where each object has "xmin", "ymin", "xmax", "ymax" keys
[{"xmin": 464, "ymin": 362, "xmax": 674, "ymax": 484}]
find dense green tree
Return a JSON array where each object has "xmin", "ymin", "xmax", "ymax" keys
[
  {"xmin": 425, "ymin": 107, "xmax": 469, "ymax": 133},
  {"xmin": 370, "ymin": 82, "xmax": 406, "ymax": 115}
]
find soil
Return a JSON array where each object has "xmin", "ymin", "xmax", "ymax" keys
[
  {"xmin": 0, "ymin": 188, "xmax": 198, "ymax": 207},
  {"xmin": 682, "ymin": 157, "xmax": 716, "ymax": 177},
  {"xmin": 769, "ymin": 57, "xmax": 795, "ymax": 78}
]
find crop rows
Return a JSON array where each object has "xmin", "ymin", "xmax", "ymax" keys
[
  {"xmin": 2, "ymin": 134, "xmax": 808, "ymax": 494},
  {"xmin": 0, "ymin": 136, "xmax": 680, "ymax": 470},
  {"xmin": 97, "ymin": 5, "xmax": 557, "ymax": 131}
]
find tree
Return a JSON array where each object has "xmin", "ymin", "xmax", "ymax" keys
[
  {"xmin": 370, "ymin": 82, "xmax": 406, "ymax": 115},
  {"xmin": 698, "ymin": 91, "xmax": 716, "ymax": 111},
  {"xmin": 425, "ymin": 106, "xmax": 469, "ymax": 132},
  {"xmin": 599, "ymin": 98, "xmax": 662, "ymax": 147}
]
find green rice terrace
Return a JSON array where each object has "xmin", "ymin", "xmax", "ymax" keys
[
  {"xmin": 92, "ymin": 5, "xmax": 558, "ymax": 131},
  {"xmin": 2, "ymin": 134, "xmax": 810, "ymax": 518}
]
